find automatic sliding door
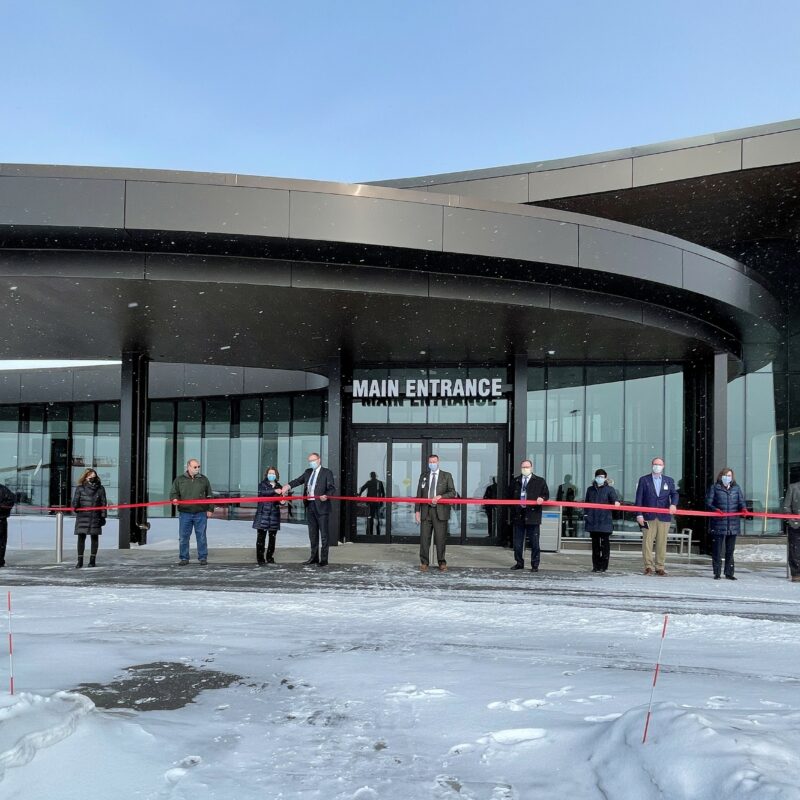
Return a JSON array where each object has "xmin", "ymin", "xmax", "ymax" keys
[
  {"xmin": 389, "ymin": 441, "xmax": 422, "ymax": 537},
  {"xmin": 466, "ymin": 442, "xmax": 499, "ymax": 539},
  {"xmin": 354, "ymin": 441, "xmax": 388, "ymax": 540}
]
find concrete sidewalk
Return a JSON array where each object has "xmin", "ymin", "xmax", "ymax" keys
[{"xmin": 0, "ymin": 541, "xmax": 742, "ymax": 575}]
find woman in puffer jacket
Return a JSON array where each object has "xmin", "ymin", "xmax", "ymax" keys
[
  {"xmin": 252, "ymin": 466, "xmax": 285, "ymax": 565},
  {"xmin": 72, "ymin": 468, "xmax": 107, "ymax": 568},
  {"xmin": 705, "ymin": 467, "xmax": 747, "ymax": 580}
]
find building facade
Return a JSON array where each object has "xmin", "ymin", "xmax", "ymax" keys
[{"xmin": 0, "ymin": 118, "xmax": 798, "ymax": 547}]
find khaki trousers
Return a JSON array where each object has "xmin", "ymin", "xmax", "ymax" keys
[{"xmin": 642, "ymin": 520, "xmax": 670, "ymax": 571}]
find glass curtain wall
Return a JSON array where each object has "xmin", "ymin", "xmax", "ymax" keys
[
  {"xmin": 527, "ymin": 364, "xmax": 684, "ymax": 536},
  {"xmin": 147, "ymin": 393, "xmax": 327, "ymax": 521},
  {"xmin": 728, "ymin": 365, "xmax": 783, "ymax": 535}
]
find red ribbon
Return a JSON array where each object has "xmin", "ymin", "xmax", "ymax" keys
[{"xmin": 23, "ymin": 495, "xmax": 800, "ymax": 520}]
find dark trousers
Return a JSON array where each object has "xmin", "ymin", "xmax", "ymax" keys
[
  {"xmin": 590, "ymin": 532, "xmax": 611, "ymax": 571},
  {"xmin": 0, "ymin": 517, "xmax": 7, "ymax": 566},
  {"xmin": 711, "ymin": 534, "xmax": 737, "ymax": 577},
  {"xmin": 256, "ymin": 529, "xmax": 277, "ymax": 563},
  {"xmin": 420, "ymin": 514, "xmax": 448, "ymax": 565},
  {"xmin": 789, "ymin": 529, "xmax": 800, "ymax": 577},
  {"xmin": 307, "ymin": 504, "xmax": 330, "ymax": 563},
  {"xmin": 366, "ymin": 506, "xmax": 382, "ymax": 536},
  {"xmin": 77, "ymin": 534, "xmax": 99, "ymax": 557},
  {"xmin": 513, "ymin": 522, "xmax": 540, "ymax": 568}
]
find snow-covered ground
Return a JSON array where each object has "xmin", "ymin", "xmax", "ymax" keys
[{"xmin": 1, "ymin": 562, "xmax": 800, "ymax": 799}]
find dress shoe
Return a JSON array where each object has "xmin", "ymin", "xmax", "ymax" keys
[
  {"xmin": 420, "ymin": 564, "xmax": 429, "ymax": 572},
  {"xmin": 317, "ymin": 561, "xmax": 328, "ymax": 567},
  {"xmin": 510, "ymin": 563, "xmax": 524, "ymax": 570},
  {"xmin": 266, "ymin": 557, "xmax": 275, "ymax": 564},
  {"xmin": 725, "ymin": 575, "xmax": 736, "ymax": 580},
  {"xmin": 644, "ymin": 567, "xmax": 653, "ymax": 575},
  {"xmin": 438, "ymin": 562, "xmax": 448, "ymax": 572},
  {"xmin": 302, "ymin": 557, "xmax": 319, "ymax": 565},
  {"xmin": 656, "ymin": 569, "xmax": 667, "ymax": 576},
  {"xmin": 714, "ymin": 574, "xmax": 721, "ymax": 580},
  {"xmin": 530, "ymin": 566, "xmax": 539, "ymax": 572}
]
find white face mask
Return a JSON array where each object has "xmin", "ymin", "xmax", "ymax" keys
[
  {"xmin": 520, "ymin": 467, "xmax": 532, "ymax": 477},
  {"xmin": 652, "ymin": 464, "xmax": 664, "ymax": 475},
  {"xmin": 595, "ymin": 476, "xmax": 606, "ymax": 485}
]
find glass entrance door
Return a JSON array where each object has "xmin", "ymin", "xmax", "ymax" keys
[{"xmin": 348, "ymin": 429, "xmax": 504, "ymax": 544}]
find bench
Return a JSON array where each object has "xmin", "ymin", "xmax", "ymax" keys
[{"xmin": 609, "ymin": 527, "xmax": 694, "ymax": 556}]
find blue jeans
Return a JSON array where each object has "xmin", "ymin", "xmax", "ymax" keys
[
  {"xmin": 179, "ymin": 512, "xmax": 208, "ymax": 561},
  {"xmin": 513, "ymin": 522, "xmax": 540, "ymax": 568}
]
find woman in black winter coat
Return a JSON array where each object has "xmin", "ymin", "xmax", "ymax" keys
[
  {"xmin": 252, "ymin": 466, "xmax": 285, "ymax": 565},
  {"xmin": 706, "ymin": 467, "xmax": 747, "ymax": 580},
  {"xmin": 583, "ymin": 468, "xmax": 621, "ymax": 572},
  {"xmin": 72, "ymin": 468, "xmax": 107, "ymax": 568}
]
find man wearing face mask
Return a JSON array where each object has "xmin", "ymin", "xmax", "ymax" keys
[
  {"xmin": 282, "ymin": 452, "xmax": 336, "ymax": 567},
  {"xmin": 584, "ymin": 469, "xmax": 621, "ymax": 573},
  {"xmin": 635, "ymin": 457, "xmax": 679, "ymax": 576},
  {"xmin": 415, "ymin": 454, "xmax": 457, "ymax": 572},
  {"xmin": 508, "ymin": 459, "xmax": 549, "ymax": 572}
]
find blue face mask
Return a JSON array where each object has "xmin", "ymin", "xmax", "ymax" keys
[
  {"xmin": 721, "ymin": 475, "xmax": 732, "ymax": 486},
  {"xmin": 267, "ymin": 473, "xmax": 277, "ymax": 481},
  {"xmin": 595, "ymin": 476, "xmax": 606, "ymax": 485},
  {"xmin": 428, "ymin": 463, "xmax": 438, "ymax": 471},
  {"xmin": 308, "ymin": 460, "xmax": 319, "ymax": 470}
]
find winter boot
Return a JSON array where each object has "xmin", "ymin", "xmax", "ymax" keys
[
  {"xmin": 76, "ymin": 557, "xmax": 84, "ymax": 569},
  {"xmin": 88, "ymin": 555, "xmax": 96, "ymax": 567},
  {"xmin": 266, "ymin": 531, "xmax": 277, "ymax": 564}
]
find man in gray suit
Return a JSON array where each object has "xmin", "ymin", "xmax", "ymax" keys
[
  {"xmin": 782, "ymin": 481, "xmax": 800, "ymax": 582},
  {"xmin": 415, "ymin": 454, "xmax": 457, "ymax": 572}
]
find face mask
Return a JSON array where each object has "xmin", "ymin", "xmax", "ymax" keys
[
  {"xmin": 652, "ymin": 465, "xmax": 664, "ymax": 475},
  {"xmin": 428, "ymin": 463, "xmax": 438, "ymax": 472},
  {"xmin": 595, "ymin": 476, "xmax": 606, "ymax": 485},
  {"xmin": 520, "ymin": 467, "xmax": 532, "ymax": 477},
  {"xmin": 721, "ymin": 475, "xmax": 732, "ymax": 486},
  {"xmin": 308, "ymin": 460, "xmax": 319, "ymax": 470},
  {"xmin": 267, "ymin": 473, "xmax": 277, "ymax": 481},
  {"xmin": 89, "ymin": 476, "xmax": 98, "ymax": 483}
]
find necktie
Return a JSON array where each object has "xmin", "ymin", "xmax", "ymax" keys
[
  {"xmin": 428, "ymin": 472, "xmax": 437, "ymax": 498},
  {"xmin": 520, "ymin": 477, "xmax": 528, "ymax": 507},
  {"xmin": 309, "ymin": 469, "xmax": 317, "ymax": 496}
]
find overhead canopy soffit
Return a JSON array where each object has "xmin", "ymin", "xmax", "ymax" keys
[{"xmin": 0, "ymin": 164, "xmax": 783, "ymax": 365}]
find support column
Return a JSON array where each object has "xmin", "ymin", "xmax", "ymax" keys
[
  {"xmin": 327, "ymin": 356, "xmax": 343, "ymax": 545},
  {"xmin": 712, "ymin": 352, "xmax": 728, "ymax": 473},
  {"xmin": 512, "ymin": 353, "xmax": 528, "ymax": 468},
  {"xmin": 118, "ymin": 352, "xmax": 149, "ymax": 549}
]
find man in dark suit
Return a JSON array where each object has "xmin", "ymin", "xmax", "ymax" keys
[
  {"xmin": 508, "ymin": 459, "xmax": 549, "ymax": 571},
  {"xmin": 634, "ymin": 457, "xmax": 679, "ymax": 576},
  {"xmin": 359, "ymin": 471, "xmax": 385, "ymax": 536},
  {"xmin": 415, "ymin": 454, "xmax": 457, "ymax": 572},
  {"xmin": 0, "ymin": 481, "xmax": 16, "ymax": 568},
  {"xmin": 282, "ymin": 452, "xmax": 336, "ymax": 567},
  {"xmin": 782, "ymin": 480, "xmax": 800, "ymax": 582}
]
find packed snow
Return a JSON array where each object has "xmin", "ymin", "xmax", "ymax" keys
[{"xmin": 0, "ymin": 544, "xmax": 798, "ymax": 798}]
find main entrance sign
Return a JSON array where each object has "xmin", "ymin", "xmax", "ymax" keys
[{"xmin": 352, "ymin": 377, "xmax": 504, "ymax": 399}]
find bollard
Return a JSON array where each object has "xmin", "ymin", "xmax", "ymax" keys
[{"xmin": 55, "ymin": 511, "xmax": 64, "ymax": 564}]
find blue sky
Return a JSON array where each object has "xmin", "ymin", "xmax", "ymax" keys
[{"xmin": 2, "ymin": 0, "xmax": 799, "ymax": 183}]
